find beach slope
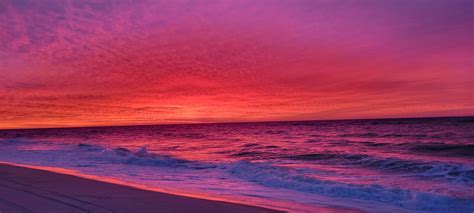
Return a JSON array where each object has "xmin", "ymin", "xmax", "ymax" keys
[{"xmin": 0, "ymin": 163, "xmax": 277, "ymax": 213}]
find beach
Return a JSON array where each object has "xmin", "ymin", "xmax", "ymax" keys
[{"xmin": 0, "ymin": 162, "xmax": 277, "ymax": 213}]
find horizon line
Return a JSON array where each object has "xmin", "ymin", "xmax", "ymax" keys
[{"xmin": 1, "ymin": 115, "xmax": 473, "ymax": 131}]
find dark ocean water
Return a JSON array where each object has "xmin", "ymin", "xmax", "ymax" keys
[{"xmin": 1, "ymin": 117, "xmax": 473, "ymax": 212}]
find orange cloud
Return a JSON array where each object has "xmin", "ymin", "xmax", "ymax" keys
[{"xmin": 0, "ymin": 0, "xmax": 473, "ymax": 129}]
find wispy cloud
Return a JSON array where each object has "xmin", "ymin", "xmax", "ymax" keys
[{"xmin": 0, "ymin": 0, "xmax": 472, "ymax": 128}]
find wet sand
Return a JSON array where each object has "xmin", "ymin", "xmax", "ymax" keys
[{"xmin": 0, "ymin": 163, "xmax": 278, "ymax": 213}]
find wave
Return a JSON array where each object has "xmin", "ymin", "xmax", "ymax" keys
[
  {"xmin": 336, "ymin": 132, "xmax": 461, "ymax": 139},
  {"xmin": 75, "ymin": 143, "xmax": 474, "ymax": 184},
  {"xmin": 337, "ymin": 132, "xmax": 429, "ymax": 138},
  {"xmin": 74, "ymin": 143, "xmax": 474, "ymax": 199},
  {"xmin": 264, "ymin": 130, "xmax": 287, "ymax": 135},
  {"xmin": 288, "ymin": 153, "xmax": 368, "ymax": 161},
  {"xmin": 231, "ymin": 151, "xmax": 266, "ymax": 157},
  {"xmin": 338, "ymin": 133, "xmax": 379, "ymax": 137},
  {"xmin": 6, "ymin": 140, "xmax": 474, "ymax": 185},
  {"xmin": 0, "ymin": 138, "xmax": 35, "ymax": 145},
  {"xmin": 75, "ymin": 143, "xmax": 213, "ymax": 169},
  {"xmin": 409, "ymin": 143, "xmax": 474, "ymax": 158},
  {"xmin": 457, "ymin": 118, "xmax": 474, "ymax": 123},
  {"xmin": 2, "ymin": 141, "xmax": 473, "ymax": 212},
  {"xmin": 74, "ymin": 142, "xmax": 473, "ymax": 185},
  {"xmin": 227, "ymin": 161, "xmax": 474, "ymax": 213},
  {"xmin": 288, "ymin": 152, "xmax": 474, "ymax": 184}
]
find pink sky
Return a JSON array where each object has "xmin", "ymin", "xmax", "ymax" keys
[{"xmin": 0, "ymin": 0, "xmax": 473, "ymax": 129}]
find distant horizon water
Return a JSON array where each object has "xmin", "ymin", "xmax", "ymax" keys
[{"xmin": 2, "ymin": 115, "xmax": 473, "ymax": 131}]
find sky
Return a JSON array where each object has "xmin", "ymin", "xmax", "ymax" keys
[{"xmin": 0, "ymin": 0, "xmax": 473, "ymax": 129}]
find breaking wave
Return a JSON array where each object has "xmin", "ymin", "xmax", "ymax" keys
[
  {"xmin": 288, "ymin": 152, "xmax": 474, "ymax": 184},
  {"xmin": 70, "ymin": 143, "xmax": 474, "ymax": 212},
  {"xmin": 227, "ymin": 161, "xmax": 474, "ymax": 213},
  {"xmin": 75, "ymin": 143, "xmax": 213, "ymax": 169}
]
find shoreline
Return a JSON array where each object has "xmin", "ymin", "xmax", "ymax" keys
[
  {"xmin": 0, "ymin": 162, "xmax": 279, "ymax": 213},
  {"xmin": 0, "ymin": 161, "xmax": 366, "ymax": 213}
]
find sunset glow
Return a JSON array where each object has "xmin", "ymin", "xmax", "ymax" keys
[{"xmin": 1, "ymin": 0, "xmax": 473, "ymax": 129}]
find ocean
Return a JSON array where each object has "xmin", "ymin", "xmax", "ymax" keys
[{"xmin": 0, "ymin": 117, "xmax": 473, "ymax": 212}]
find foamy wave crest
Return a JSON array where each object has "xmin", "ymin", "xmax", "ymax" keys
[
  {"xmin": 0, "ymin": 138, "xmax": 35, "ymax": 145},
  {"xmin": 227, "ymin": 161, "xmax": 474, "ymax": 212},
  {"xmin": 289, "ymin": 153, "xmax": 474, "ymax": 184},
  {"xmin": 75, "ymin": 143, "xmax": 212, "ymax": 169}
]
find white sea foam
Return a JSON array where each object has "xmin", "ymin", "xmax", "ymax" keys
[
  {"xmin": 227, "ymin": 161, "xmax": 474, "ymax": 213},
  {"xmin": 0, "ymin": 142, "xmax": 473, "ymax": 212}
]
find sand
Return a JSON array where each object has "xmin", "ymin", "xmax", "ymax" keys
[{"xmin": 0, "ymin": 163, "xmax": 278, "ymax": 213}]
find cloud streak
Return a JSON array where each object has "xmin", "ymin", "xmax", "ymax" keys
[{"xmin": 0, "ymin": 0, "xmax": 473, "ymax": 128}]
